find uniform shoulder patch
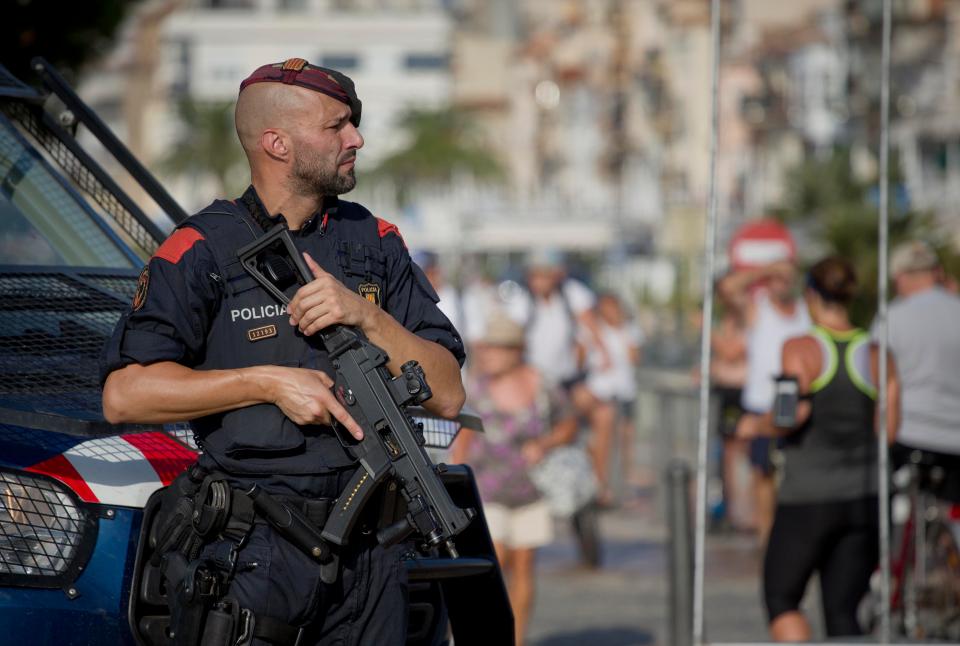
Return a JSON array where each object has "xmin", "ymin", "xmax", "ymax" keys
[
  {"xmin": 132, "ymin": 266, "xmax": 149, "ymax": 311},
  {"xmin": 154, "ymin": 228, "xmax": 205, "ymax": 264},
  {"xmin": 375, "ymin": 217, "xmax": 406, "ymax": 248}
]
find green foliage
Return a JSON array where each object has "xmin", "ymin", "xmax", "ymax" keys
[
  {"xmin": 778, "ymin": 146, "xmax": 955, "ymax": 326},
  {"xmin": 2, "ymin": 0, "xmax": 137, "ymax": 83},
  {"xmin": 158, "ymin": 99, "xmax": 248, "ymax": 196},
  {"xmin": 366, "ymin": 107, "xmax": 503, "ymax": 205}
]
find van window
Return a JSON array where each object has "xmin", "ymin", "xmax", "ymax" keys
[{"xmin": 0, "ymin": 118, "xmax": 135, "ymax": 268}]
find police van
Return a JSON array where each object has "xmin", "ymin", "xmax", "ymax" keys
[{"xmin": 0, "ymin": 59, "xmax": 510, "ymax": 646}]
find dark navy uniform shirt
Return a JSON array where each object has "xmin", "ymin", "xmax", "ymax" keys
[{"xmin": 101, "ymin": 187, "xmax": 464, "ymax": 479}]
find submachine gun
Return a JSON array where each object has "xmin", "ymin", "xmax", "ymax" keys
[{"xmin": 237, "ymin": 225, "xmax": 475, "ymax": 558}]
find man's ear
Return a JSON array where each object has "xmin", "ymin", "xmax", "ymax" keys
[{"xmin": 260, "ymin": 129, "xmax": 291, "ymax": 162}]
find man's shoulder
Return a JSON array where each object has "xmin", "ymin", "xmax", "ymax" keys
[
  {"xmin": 148, "ymin": 200, "xmax": 243, "ymax": 265},
  {"xmin": 187, "ymin": 198, "xmax": 245, "ymax": 223},
  {"xmin": 333, "ymin": 198, "xmax": 375, "ymax": 222},
  {"xmin": 561, "ymin": 277, "xmax": 596, "ymax": 312},
  {"xmin": 893, "ymin": 287, "xmax": 960, "ymax": 313},
  {"xmin": 142, "ymin": 199, "xmax": 263, "ymax": 271},
  {"xmin": 336, "ymin": 200, "xmax": 407, "ymax": 250}
]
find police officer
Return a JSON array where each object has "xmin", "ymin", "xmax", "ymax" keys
[{"xmin": 101, "ymin": 59, "xmax": 465, "ymax": 645}]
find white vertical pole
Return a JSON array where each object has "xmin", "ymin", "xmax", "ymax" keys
[
  {"xmin": 877, "ymin": 0, "xmax": 893, "ymax": 642},
  {"xmin": 694, "ymin": 0, "xmax": 722, "ymax": 643}
]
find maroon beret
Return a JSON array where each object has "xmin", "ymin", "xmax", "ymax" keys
[{"xmin": 239, "ymin": 58, "xmax": 362, "ymax": 126}]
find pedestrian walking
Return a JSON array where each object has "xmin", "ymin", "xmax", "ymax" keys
[
  {"xmin": 737, "ymin": 256, "xmax": 899, "ymax": 641},
  {"xmin": 710, "ymin": 281, "xmax": 751, "ymax": 530},
  {"xmin": 583, "ymin": 292, "xmax": 644, "ymax": 501},
  {"xmin": 877, "ymin": 240, "xmax": 960, "ymax": 500},
  {"xmin": 503, "ymin": 250, "xmax": 615, "ymax": 566},
  {"xmin": 451, "ymin": 311, "xmax": 577, "ymax": 646}
]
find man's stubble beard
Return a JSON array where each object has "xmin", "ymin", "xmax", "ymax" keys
[{"xmin": 290, "ymin": 148, "xmax": 356, "ymax": 198}]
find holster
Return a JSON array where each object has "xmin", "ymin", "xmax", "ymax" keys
[
  {"xmin": 150, "ymin": 469, "xmax": 379, "ymax": 645},
  {"xmin": 165, "ymin": 555, "xmax": 221, "ymax": 645},
  {"xmin": 201, "ymin": 597, "xmax": 254, "ymax": 646}
]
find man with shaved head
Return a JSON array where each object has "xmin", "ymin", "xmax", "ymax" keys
[{"xmin": 101, "ymin": 59, "xmax": 465, "ymax": 645}]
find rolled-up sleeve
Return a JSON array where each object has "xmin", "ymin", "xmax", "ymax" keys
[
  {"xmin": 100, "ymin": 227, "xmax": 221, "ymax": 382},
  {"xmin": 381, "ymin": 233, "xmax": 466, "ymax": 366}
]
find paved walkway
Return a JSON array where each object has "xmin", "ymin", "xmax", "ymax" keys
[{"xmin": 525, "ymin": 490, "xmax": 777, "ymax": 646}]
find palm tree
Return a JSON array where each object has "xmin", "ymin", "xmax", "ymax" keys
[
  {"xmin": 779, "ymin": 146, "xmax": 954, "ymax": 325},
  {"xmin": 367, "ymin": 107, "xmax": 503, "ymax": 205},
  {"xmin": 159, "ymin": 99, "xmax": 248, "ymax": 196}
]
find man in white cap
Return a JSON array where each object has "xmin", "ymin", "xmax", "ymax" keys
[{"xmin": 876, "ymin": 241, "xmax": 960, "ymax": 500}]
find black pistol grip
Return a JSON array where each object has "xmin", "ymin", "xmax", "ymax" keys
[{"xmin": 321, "ymin": 467, "xmax": 384, "ymax": 546}]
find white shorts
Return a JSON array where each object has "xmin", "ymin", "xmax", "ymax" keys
[{"xmin": 483, "ymin": 500, "xmax": 554, "ymax": 549}]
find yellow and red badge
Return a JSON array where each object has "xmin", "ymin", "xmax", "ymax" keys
[
  {"xmin": 358, "ymin": 282, "xmax": 381, "ymax": 307},
  {"xmin": 132, "ymin": 266, "xmax": 149, "ymax": 311}
]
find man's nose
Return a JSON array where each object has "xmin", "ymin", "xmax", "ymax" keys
[{"xmin": 342, "ymin": 123, "xmax": 364, "ymax": 150}]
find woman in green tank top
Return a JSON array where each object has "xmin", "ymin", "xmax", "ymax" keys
[{"xmin": 737, "ymin": 256, "xmax": 901, "ymax": 641}]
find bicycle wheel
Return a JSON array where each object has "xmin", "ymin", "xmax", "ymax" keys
[{"xmin": 914, "ymin": 519, "xmax": 960, "ymax": 640}]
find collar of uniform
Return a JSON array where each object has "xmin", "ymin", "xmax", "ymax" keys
[{"xmin": 240, "ymin": 185, "xmax": 339, "ymax": 233}]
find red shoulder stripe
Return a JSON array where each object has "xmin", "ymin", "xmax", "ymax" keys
[
  {"xmin": 376, "ymin": 217, "xmax": 406, "ymax": 248},
  {"xmin": 154, "ymin": 228, "xmax": 205, "ymax": 264}
]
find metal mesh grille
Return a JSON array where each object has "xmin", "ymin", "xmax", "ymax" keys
[
  {"xmin": 0, "ymin": 120, "xmax": 134, "ymax": 267},
  {"xmin": 1, "ymin": 101, "xmax": 157, "ymax": 256},
  {"xmin": 0, "ymin": 271, "xmax": 134, "ymax": 421},
  {"xmin": 414, "ymin": 415, "xmax": 461, "ymax": 450},
  {"xmin": 164, "ymin": 422, "xmax": 200, "ymax": 452},
  {"xmin": 0, "ymin": 470, "xmax": 84, "ymax": 576},
  {"xmin": 81, "ymin": 275, "xmax": 139, "ymax": 300}
]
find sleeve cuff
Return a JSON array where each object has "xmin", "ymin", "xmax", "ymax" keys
[
  {"xmin": 414, "ymin": 327, "xmax": 466, "ymax": 367},
  {"xmin": 101, "ymin": 327, "xmax": 187, "ymax": 382}
]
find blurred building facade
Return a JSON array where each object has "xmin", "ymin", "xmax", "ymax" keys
[
  {"xmin": 81, "ymin": 0, "xmax": 452, "ymax": 182},
  {"xmin": 79, "ymin": 0, "xmax": 960, "ymax": 271}
]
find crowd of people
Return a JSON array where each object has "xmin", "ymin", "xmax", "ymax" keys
[
  {"xmin": 419, "ymin": 250, "xmax": 645, "ymax": 646},
  {"xmin": 426, "ymin": 234, "xmax": 960, "ymax": 644},
  {"xmin": 706, "ymin": 239, "xmax": 960, "ymax": 642}
]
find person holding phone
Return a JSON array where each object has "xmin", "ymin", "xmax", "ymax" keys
[{"xmin": 737, "ymin": 256, "xmax": 900, "ymax": 641}]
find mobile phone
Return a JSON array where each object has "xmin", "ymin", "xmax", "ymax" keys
[{"xmin": 772, "ymin": 375, "xmax": 799, "ymax": 428}]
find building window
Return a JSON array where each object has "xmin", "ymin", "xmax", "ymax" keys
[
  {"xmin": 403, "ymin": 53, "xmax": 449, "ymax": 71},
  {"xmin": 320, "ymin": 54, "xmax": 360, "ymax": 71}
]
